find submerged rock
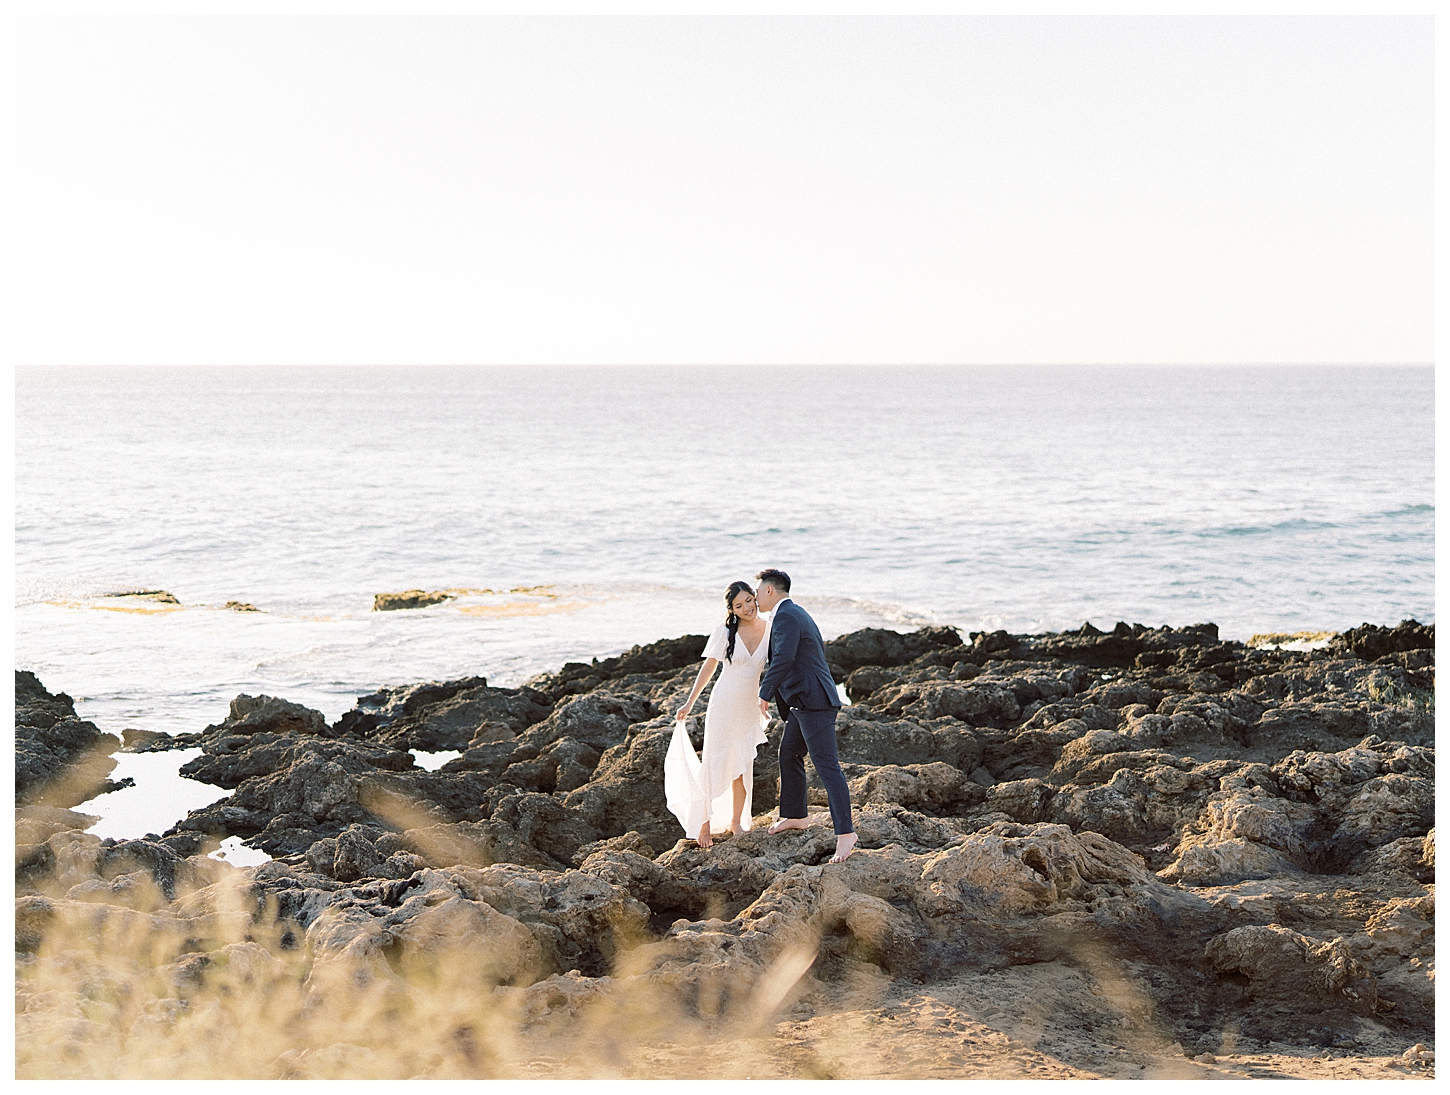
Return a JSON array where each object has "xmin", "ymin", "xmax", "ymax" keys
[
  {"xmin": 373, "ymin": 590, "xmax": 453, "ymax": 611},
  {"xmin": 105, "ymin": 589, "xmax": 181, "ymax": 604}
]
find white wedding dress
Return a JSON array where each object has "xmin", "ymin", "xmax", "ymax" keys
[{"xmin": 665, "ymin": 619, "xmax": 771, "ymax": 838}]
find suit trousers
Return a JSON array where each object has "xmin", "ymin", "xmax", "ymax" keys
[{"xmin": 777, "ymin": 704, "xmax": 854, "ymax": 835}]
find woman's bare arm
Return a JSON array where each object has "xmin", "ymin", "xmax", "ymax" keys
[{"xmin": 675, "ymin": 658, "xmax": 720, "ymax": 721}]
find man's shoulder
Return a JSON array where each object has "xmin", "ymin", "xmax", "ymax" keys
[
  {"xmin": 778, "ymin": 600, "xmax": 807, "ymax": 623},
  {"xmin": 784, "ymin": 599, "xmax": 815, "ymax": 623}
]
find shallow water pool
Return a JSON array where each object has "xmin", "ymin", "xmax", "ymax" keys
[
  {"xmin": 84, "ymin": 748, "xmax": 225, "ymax": 841},
  {"xmin": 411, "ymin": 749, "xmax": 463, "ymax": 771},
  {"xmin": 80, "ymin": 746, "xmax": 466, "ymax": 862}
]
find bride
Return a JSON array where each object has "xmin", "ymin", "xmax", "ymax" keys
[{"xmin": 665, "ymin": 581, "xmax": 771, "ymax": 849}]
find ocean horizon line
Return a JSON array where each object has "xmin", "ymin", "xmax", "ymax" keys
[{"xmin": 16, "ymin": 359, "xmax": 1434, "ymax": 373}]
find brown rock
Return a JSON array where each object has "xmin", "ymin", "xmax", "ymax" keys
[
  {"xmin": 373, "ymin": 590, "xmax": 453, "ymax": 611},
  {"xmin": 1204, "ymin": 924, "xmax": 1378, "ymax": 1014}
]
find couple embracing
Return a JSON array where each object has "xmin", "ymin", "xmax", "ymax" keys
[{"xmin": 665, "ymin": 569, "xmax": 857, "ymax": 864}]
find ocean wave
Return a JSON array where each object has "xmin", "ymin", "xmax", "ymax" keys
[
  {"xmin": 1193, "ymin": 517, "xmax": 1341, "ymax": 538},
  {"xmin": 1376, "ymin": 503, "xmax": 1436, "ymax": 518}
]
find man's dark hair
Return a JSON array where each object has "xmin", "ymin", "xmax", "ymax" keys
[{"xmin": 756, "ymin": 568, "xmax": 791, "ymax": 594}]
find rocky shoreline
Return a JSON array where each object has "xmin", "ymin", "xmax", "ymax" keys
[{"xmin": 16, "ymin": 619, "xmax": 1435, "ymax": 1078}]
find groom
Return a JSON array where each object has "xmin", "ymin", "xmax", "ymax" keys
[{"xmin": 754, "ymin": 569, "xmax": 857, "ymax": 863}]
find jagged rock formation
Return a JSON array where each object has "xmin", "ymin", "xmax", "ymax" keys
[
  {"xmin": 373, "ymin": 590, "xmax": 454, "ymax": 611},
  {"xmin": 105, "ymin": 590, "xmax": 181, "ymax": 604},
  {"xmin": 15, "ymin": 672, "xmax": 129, "ymax": 808},
  {"xmin": 14, "ymin": 620, "xmax": 1436, "ymax": 1078}
]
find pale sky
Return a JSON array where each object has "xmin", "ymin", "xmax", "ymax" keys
[{"xmin": 14, "ymin": 10, "xmax": 1434, "ymax": 365}]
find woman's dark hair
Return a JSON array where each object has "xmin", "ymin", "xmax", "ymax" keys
[{"xmin": 723, "ymin": 580, "xmax": 754, "ymax": 662}]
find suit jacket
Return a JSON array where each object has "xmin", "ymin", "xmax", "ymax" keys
[{"xmin": 757, "ymin": 599, "xmax": 842, "ymax": 712}]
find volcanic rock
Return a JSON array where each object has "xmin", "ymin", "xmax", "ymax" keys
[
  {"xmin": 15, "ymin": 671, "xmax": 122, "ymax": 808},
  {"xmin": 13, "ymin": 616, "xmax": 1438, "ymax": 1077},
  {"xmin": 523, "ymin": 634, "xmax": 709, "ymax": 703},
  {"xmin": 205, "ymin": 694, "xmax": 329, "ymax": 738},
  {"xmin": 373, "ymin": 590, "xmax": 453, "ymax": 611},
  {"xmin": 1205, "ymin": 924, "xmax": 1378, "ymax": 1014},
  {"xmin": 332, "ymin": 676, "xmax": 551, "ymax": 751},
  {"xmin": 106, "ymin": 589, "xmax": 180, "ymax": 604},
  {"xmin": 823, "ymin": 626, "xmax": 964, "ymax": 675},
  {"xmin": 1332, "ymin": 619, "xmax": 1435, "ymax": 661}
]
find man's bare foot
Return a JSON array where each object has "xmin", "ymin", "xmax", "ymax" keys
[
  {"xmin": 767, "ymin": 816, "xmax": 810, "ymax": 835},
  {"xmin": 697, "ymin": 823, "xmax": 713, "ymax": 850},
  {"xmin": 830, "ymin": 832, "xmax": 858, "ymax": 863}
]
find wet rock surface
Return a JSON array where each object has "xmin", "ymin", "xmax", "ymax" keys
[
  {"xmin": 373, "ymin": 590, "xmax": 454, "ymax": 611},
  {"xmin": 106, "ymin": 589, "xmax": 181, "ymax": 604},
  {"xmin": 14, "ymin": 619, "xmax": 1435, "ymax": 1078}
]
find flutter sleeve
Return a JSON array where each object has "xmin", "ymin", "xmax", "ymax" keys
[{"xmin": 701, "ymin": 623, "xmax": 729, "ymax": 662}]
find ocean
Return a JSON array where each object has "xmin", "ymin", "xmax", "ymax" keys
[{"xmin": 16, "ymin": 363, "xmax": 1434, "ymax": 745}]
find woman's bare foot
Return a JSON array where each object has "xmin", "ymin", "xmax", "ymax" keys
[
  {"xmin": 767, "ymin": 816, "xmax": 811, "ymax": 835},
  {"xmin": 697, "ymin": 822, "xmax": 713, "ymax": 850},
  {"xmin": 830, "ymin": 832, "xmax": 858, "ymax": 863}
]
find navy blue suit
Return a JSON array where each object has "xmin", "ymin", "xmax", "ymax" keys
[{"xmin": 759, "ymin": 598, "xmax": 853, "ymax": 835}]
